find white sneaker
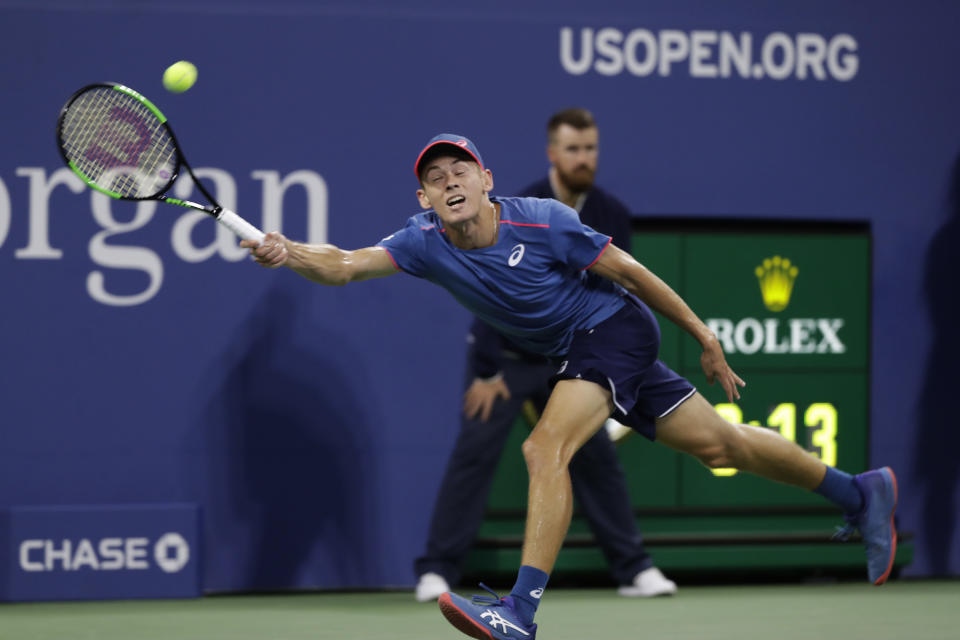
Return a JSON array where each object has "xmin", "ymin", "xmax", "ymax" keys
[
  {"xmin": 415, "ymin": 572, "xmax": 450, "ymax": 602},
  {"xmin": 617, "ymin": 567, "xmax": 678, "ymax": 597}
]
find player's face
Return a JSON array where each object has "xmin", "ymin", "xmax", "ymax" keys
[
  {"xmin": 547, "ymin": 124, "xmax": 598, "ymax": 193},
  {"xmin": 416, "ymin": 156, "xmax": 494, "ymax": 225}
]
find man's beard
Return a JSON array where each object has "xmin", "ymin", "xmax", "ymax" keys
[{"xmin": 556, "ymin": 165, "xmax": 595, "ymax": 193}]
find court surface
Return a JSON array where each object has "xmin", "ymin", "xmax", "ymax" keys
[{"xmin": 2, "ymin": 580, "xmax": 957, "ymax": 640}]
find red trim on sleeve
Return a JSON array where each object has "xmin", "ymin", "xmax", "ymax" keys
[
  {"xmin": 582, "ymin": 237, "xmax": 612, "ymax": 270},
  {"xmin": 380, "ymin": 247, "xmax": 402, "ymax": 272}
]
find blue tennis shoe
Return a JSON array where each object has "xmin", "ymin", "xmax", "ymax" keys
[
  {"xmin": 438, "ymin": 584, "xmax": 537, "ymax": 640},
  {"xmin": 835, "ymin": 466, "xmax": 898, "ymax": 585}
]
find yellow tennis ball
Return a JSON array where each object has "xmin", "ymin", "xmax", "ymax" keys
[{"xmin": 163, "ymin": 60, "xmax": 197, "ymax": 93}]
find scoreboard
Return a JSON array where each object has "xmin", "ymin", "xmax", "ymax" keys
[
  {"xmin": 467, "ymin": 220, "xmax": 912, "ymax": 579},
  {"xmin": 632, "ymin": 223, "xmax": 869, "ymax": 507}
]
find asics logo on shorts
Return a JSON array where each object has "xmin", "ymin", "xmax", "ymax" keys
[
  {"xmin": 557, "ymin": 360, "xmax": 568, "ymax": 374},
  {"xmin": 508, "ymin": 243, "xmax": 526, "ymax": 266}
]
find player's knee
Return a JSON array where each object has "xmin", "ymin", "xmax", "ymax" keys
[
  {"xmin": 690, "ymin": 425, "xmax": 746, "ymax": 469},
  {"xmin": 521, "ymin": 429, "xmax": 568, "ymax": 475},
  {"xmin": 521, "ymin": 433, "xmax": 547, "ymax": 473},
  {"xmin": 692, "ymin": 442, "xmax": 732, "ymax": 469}
]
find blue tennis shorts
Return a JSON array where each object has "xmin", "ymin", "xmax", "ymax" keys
[{"xmin": 550, "ymin": 296, "xmax": 696, "ymax": 441}]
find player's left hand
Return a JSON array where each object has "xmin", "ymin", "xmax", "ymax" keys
[
  {"xmin": 700, "ymin": 340, "xmax": 746, "ymax": 402},
  {"xmin": 242, "ymin": 231, "xmax": 289, "ymax": 268}
]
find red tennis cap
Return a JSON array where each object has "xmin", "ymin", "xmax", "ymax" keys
[{"xmin": 414, "ymin": 133, "xmax": 485, "ymax": 179}]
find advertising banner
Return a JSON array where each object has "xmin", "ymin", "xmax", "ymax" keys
[{"xmin": 0, "ymin": 504, "xmax": 200, "ymax": 602}]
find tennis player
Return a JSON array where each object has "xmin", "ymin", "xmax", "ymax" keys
[
  {"xmin": 242, "ymin": 134, "xmax": 898, "ymax": 640},
  {"xmin": 413, "ymin": 108, "xmax": 675, "ymax": 603}
]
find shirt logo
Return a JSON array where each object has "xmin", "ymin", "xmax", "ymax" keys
[{"xmin": 508, "ymin": 244, "xmax": 525, "ymax": 267}]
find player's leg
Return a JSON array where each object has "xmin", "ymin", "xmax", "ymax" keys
[
  {"xmin": 438, "ymin": 378, "xmax": 612, "ymax": 639},
  {"xmin": 520, "ymin": 375, "xmax": 673, "ymax": 596},
  {"xmin": 519, "ymin": 378, "xmax": 614, "ymax": 574},
  {"xmin": 655, "ymin": 391, "xmax": 825, "ymax": 487},
  {"xmin": 415, "ymin": 361, "xmax": 545, "ymax": 600},
  {"xmin": 655, "ymin": 391, "xmax": 898, "ymax": 584}
]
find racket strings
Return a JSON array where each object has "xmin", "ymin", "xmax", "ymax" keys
[{"xmin": 60, "ymin": 87, "xmax": 177, "ymax": 198}]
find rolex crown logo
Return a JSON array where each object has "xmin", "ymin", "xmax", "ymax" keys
[{"xmin": 755, "ymin": 255, "xmax": 798, "ymax": 312}]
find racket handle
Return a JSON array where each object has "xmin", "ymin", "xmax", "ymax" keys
[{"xmin": 217, "ymin": 209, "xmax": 265, "ymax": 244}]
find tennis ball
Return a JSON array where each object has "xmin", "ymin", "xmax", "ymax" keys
[{"xmin": 163, "ymin": 60, "xmax": 198, "ymax": 93}]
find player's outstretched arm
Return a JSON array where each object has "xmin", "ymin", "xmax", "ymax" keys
[
  {"xmin": 241, "ymin": 231, "xmax": 398, "ymax": 285},
  {"xmin": 590, "ymin": 243, "xmax": 745, "ymax": 401}
]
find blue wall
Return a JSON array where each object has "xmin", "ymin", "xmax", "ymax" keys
[{"xmin": 1, "ymin": 0, "xmax": 958, "ymax": 590}]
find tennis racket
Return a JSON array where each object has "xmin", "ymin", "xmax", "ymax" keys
[{"xmin": 56, "ymin": 82, "xmax": 264, "ymax": 244}]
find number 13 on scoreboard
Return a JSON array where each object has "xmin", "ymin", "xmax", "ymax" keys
[{"xmin": 711, "ymin": 402, "xmax": 839, "ymax": 477}]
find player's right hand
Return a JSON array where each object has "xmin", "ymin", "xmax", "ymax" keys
[
  {"xmin": 242, "ymin": 231, "xmax": 289, "ymax": 268},
  {"xmin": 463, "ymin": 376, "xmax": 511, "ymax": 422}
]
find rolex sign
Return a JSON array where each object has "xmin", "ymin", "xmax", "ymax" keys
[{"xmin": 680, "ymin": 234, "xmax": 868, "ymax": 371}]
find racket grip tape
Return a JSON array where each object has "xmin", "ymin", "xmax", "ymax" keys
[{"xmin": 217, "ymin": 209, "xmax": 265, "ymax": 244}]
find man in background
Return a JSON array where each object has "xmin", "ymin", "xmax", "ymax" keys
[{"xmin": 413, "ymin": 108, "xmax": 676, "ymax": 601}]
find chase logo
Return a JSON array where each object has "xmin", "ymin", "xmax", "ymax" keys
[
  {"xmin": 755, "ymin": 255, "xmax": 798, "ymax": 312},
  {"xmin": 153, "ymin": 532, "xmax": 191, "ymax": 573},
  {"xmin": 18, "ymin": 532, "xmax": 191, "ymax": 574}
]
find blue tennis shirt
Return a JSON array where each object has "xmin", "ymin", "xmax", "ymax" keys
[{"xmin": 378, "ymin": 196, "xmax": 627, "ymax": 356}]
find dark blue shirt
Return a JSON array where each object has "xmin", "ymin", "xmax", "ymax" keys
[
  {"xmin": 378, "ymin": 196, "xmax": 625, "ymax": 357},
  {"xmin": 468, "ymin": 179, "xmax": 634, "ymax": 377}
]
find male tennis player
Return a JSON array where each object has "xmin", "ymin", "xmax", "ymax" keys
[
  {"xmin": 413, "ymin": 108, "xmax": 675, "ymax": 603},
  {"xmin": 242, "ymin": 134, "xmax": 898, "ymax": 640}
]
